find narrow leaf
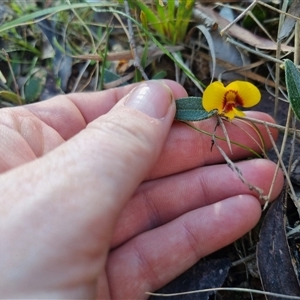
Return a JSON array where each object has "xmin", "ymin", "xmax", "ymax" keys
[
  {"xmin": 110, "ymin": 9, "xmax": 204, "ymax": 91},
  {"xmin": 285, "ymin": 59, "xmax": 300, "ymax": 121},
  {"xmin": 175, "ymin": 96, "xmax": 216, "ymax": 121},
  {"xmin": 0, "ymin": 91, "xmax": 25, "ymax": 105},
  {"xmin": 278, "ymin": 0, "xmax": 300, "ymax": 42},
  {"xmin": 194, "ymin": 24, "xmax": 216, "ymax": 82},
  {"xmin": 167, "ymin": 0, "xmax": 175, "ymax": 24},
  {"xmin": 151, "ymin": 70, "xmax": 167, "ymax": 79},
  {"xmin": 134, "ymin": 0, "xmax": 164, "ymax": 36},
  {"xmin": 0, "ymin": 2, "xmax": 119, "ymax": 33},
  {"xmin": 24, "ymin": 68, "xmax": 47, "ymax": 103}
]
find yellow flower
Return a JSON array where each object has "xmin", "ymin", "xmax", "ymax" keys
[{"xmin": 202, "ymin": 81, "xmax": 261, "ymax": 120}]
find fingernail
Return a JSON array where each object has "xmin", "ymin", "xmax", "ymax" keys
[{"xmin": 124, "ymin": 81, "xmax": 173, "ymax": 118}]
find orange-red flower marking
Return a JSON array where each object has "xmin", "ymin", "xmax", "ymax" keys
[{"xmin": 202, "ymin": 81, "xmax": 261, "ymax": 120}]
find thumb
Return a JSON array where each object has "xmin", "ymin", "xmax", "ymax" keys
[
  {"xmin": 2, "ymin": 80, "xmax": 176, "ymax": 237},
  {"xmin": 0, "ymin": 81, "xmax": 177, "ymax": 297},
  {"xmin": 78, "ymin": 80, "xmax": 176, "ymax": 215}
]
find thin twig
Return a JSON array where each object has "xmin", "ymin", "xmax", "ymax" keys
[
  {"xmin": 72, "ymin": 45, "xmax": 184, "ymax": 62},
  {"xmin": 212, "ymin": 127, "xmax": 266, "ymax": 201},
  {"xmin": 265, "ymin": 63, "xmax": 288, "ymax": 101},
  {"xmin": 124, "ymin": 0, "xmax": 149, "ymax": 80},
  {"xmin": 183, "ymin": 121, "xmax": 263, "ymax": 158},
  {"xmin": 232, "ymin": 253, "xmax": 256, "ymax": 267},
  {"xmin": 71, "ymin": 60, "xmax": 91, "ymax": 93},
  {"xmin": 287, "ymin": 222, "xmax": 300, "ymax": 237},
  {"xmin": 226, "ymin": 38, "xmax": 284, "ymax": 65},
  {"xmin": 218, "ymin": 115, "xmax": 232, "ymax": 154},
  {"xmin": 263, "ymin": 123, "xmax": 298, "ymax": 212},
  {"xmin": 146, "ymin": 287, "xmax": 300, "ymax": 299},
  {"xmin": 220, "ymin": 0, "xmax": 258, "ymax": 35},
  {"xmin": 218, "ymin": 2, "xmax": 274, "ymax": 42},
  {"xmin": 237, "ymin": 115, "xmax": 300, "ymax": 135},
  {"xmin": 66, "ymin": 0, "xmax": 96, "ymax": 51},
  {"xmin": 288, "ymin": 114, "xmax": 297, "ymax": 177},
  {"xmin": 258, "ymin": 0, "xmax": 300, "ymax": 21},
  {"xmin": 2, "ymin": 49, "xmax": 22, "ymax": 105},
  {"xmin": 274, "ymin": 0, "xmax": 289, "ymax": 117},
  {"xmin": 103, "ymin": 72, "xmax": 135, "ymax": 89},
  {"xmin": 189, "ymin": 50, "xmax": 282, "ymax": 89},
  {"xmin": 262, "ymin": 124, "xmax": 284, "ymax": 210},
  {"xmin": 274, "ymin": 42, "xmax": 281, "ymax": 117},
  {"xmin": 232, "ymin": 118, "xmax": 267, "ymax": 157}
]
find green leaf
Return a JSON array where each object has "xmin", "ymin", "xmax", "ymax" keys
[
  {"xmin": 102, "ymin": 69, "xmax": 127, "ymax": 86},
  {"xmin": 0, "ymin": 2, "xmax": 120, "ymax": 33},
  {"xmin": 285, "ymin": 59, "xmax": 300, "ymax": 121},
  {"xmin": 103, "ymin": 9, "xmax": 204, "ymax": 91},
  {"xmin": 175, "ymin": 0, "xmax": 194, "ymax": 43},
  {"xmin": 133, "ymin": 0, "xmax": 164, "ymax": 36},
  {"xmin": 242, "ymin": 5, "xmax": 266, "ymax": 29},
  {"xmin": 175, "ymin": 96, "xmax": 217, "ymax": 121},
  {"xmin": 24, "ymin": 68, "xmax": 47, "ymax": 103},
  {"xmin": 151, "ymin": 70, "xmax": 167, "ymax": 79},
  {"xmin": 0, "ymin": 91, "xmax": 25, "ymax": 105}
]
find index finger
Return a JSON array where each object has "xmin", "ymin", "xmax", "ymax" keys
[
  {"xmin": 149, "ymin": 111, "xmax": 278, "ymax": 179},
  {"xmin": 24, "ymin": 80, "xmax": 188, "ymax": 140}
]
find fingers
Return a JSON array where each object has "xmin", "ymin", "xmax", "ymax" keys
[
  {"xmin": 148, "ymin": 111, "xmax": 278, "ymax": 179},
  {"xmin": 1, "ymin": 81, "xmax": 176, "ymax": 227},
  {"xmin": 111, "ymin": 159, "xmax": 284, "ymax": 248},
  {"xmin": 24, "ymin": 80, "xmax": 188, "ymax": 140},
  {"xmin": 0, "ymin": 80, "xmax": 186, "ymax": 171},
  {"xmin": 0, "ymin": 81, "xmax": 178, "ymax": 296},
  {"xmin": 0, "ymin": 109, "xmax": 66, "ymax": 172},
  {"xmin": 0, "ymin": 80, "xmax": 278, "ymax": 182},
  {"xmin": 67, "ymin": 80, "xmax": 188, "ymax": 124},
  {"xmin": 106, "ymin": 195, "xmax": 262, "ymax": 299}
]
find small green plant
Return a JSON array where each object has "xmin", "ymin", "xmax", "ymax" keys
[{"xmin": 131, "ymin": 0, "xmax": 195, "ymax": 44}]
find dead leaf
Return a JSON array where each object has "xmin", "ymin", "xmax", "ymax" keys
[
  {"xmin": 196, "ymin": 4, "xmax": 293, "ymax": 52},
  {"xmin": 278, "ymin": 0, "xmax": 300, "ymax": 42},
  {"xmin": 149, "ymin": 258, "xmax": 231, "ymax": 300},
  {"xmin": 257, "ymin": 185, "xmax": 300, "ymax": 300}
]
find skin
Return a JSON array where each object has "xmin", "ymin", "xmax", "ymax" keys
[{"xmin": 0, "ymin": 80, "xmax": 283, "ymax": 299}]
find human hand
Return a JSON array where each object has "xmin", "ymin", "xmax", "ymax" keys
[{"xmin": 0, "ymin": 80, "xmax": 283, "ymax": 299}]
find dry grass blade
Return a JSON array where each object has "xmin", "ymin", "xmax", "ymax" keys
[
  {"xmin": 232, "ymin": 118, "xmax": 267, "ymax": 157},
  {"xmin": 124, "ymin": 0, "xmax": 148, "ymax": 80},
  {"xmin": 146, "ymin": 287, "xmax": 300, "ymax": 299},
  {"xmin": 212, "ymin": 119, "xmax": 266, "ymax": 201},
  {"xmin": 195, "ymin": 52, "xmax": 282, "ymax": 89},
  {"xmin": 2, "ymin": 50, "xmax": 22, "ymax": 105},
  {"xmin": 72, "ymin": 46, "xmax": 183, "ymax": 62},
  {"xmin": 263, "ymin": 123, "xmax": 298, "ymax": 211},
  {"xmin": 217, "ymin": 115, "xmax": 232, "ymax": 154},
  {"xmin": 219, "ymin": 0, "xmax": 258, "ymax": 35}
]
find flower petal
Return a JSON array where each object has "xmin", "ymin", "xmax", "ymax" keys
[
  {"xmin": 226, "ymin": 81, "xmax": 261, "ymax": 108},
  {"xmin": 223, "ymin": 109, "xmax": 235, "ymax": 120},
  {"xmin": 233, "ymin": 107, "xmax": 245, "ymax": 118},
  {"xmin": 223, "ymin": 107, "xmax": 245, "ymax": 120},
  {"xmin": 202, "ymin": 81, "xmax": 226, "ymax": 114}
]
